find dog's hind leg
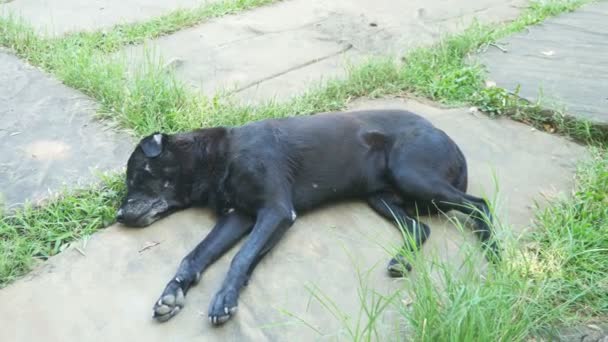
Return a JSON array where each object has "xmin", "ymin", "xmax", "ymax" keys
[
  {"xmin": 389, "ymin": 170, "xmax": 499, "ymax": 261},
  {"xmin": 152, "ymin": 211, "xmax": 254, "ymax": 323},
  {"xmin": 368, "ymin": 192, "xmax": 431, "ymax": 277}
]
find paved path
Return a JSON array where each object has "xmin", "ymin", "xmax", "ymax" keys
[
  {"xmin": 0, "ymin": 99, "xmax": 587, "ymax": 341},
  {"xmin": 122, "ymin": 0, "xmax": 526, "ymax": 103},
  {"xmin": 478, "ymin": 1, "xmax": 608, "ymax": 125},
  {"xmin": 0, "ymin": 50, "xmax": 133, "ymax": 208},
  {"xmin": 0, "ymin": 0, "xmax": 527, "ymax": 207}
]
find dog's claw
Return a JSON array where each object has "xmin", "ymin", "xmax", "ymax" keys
[
  {"xmin": 209, "ymin": 313, "xmax": 232, "ymax": 325},
  {"xmin": 208, "ymin": 287, "xmax": 238, "ymax": 326}
]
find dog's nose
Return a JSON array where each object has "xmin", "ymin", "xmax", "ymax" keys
[{"xmin": 116, "ymin": 209, "xmax": 125, "ymax": 223}]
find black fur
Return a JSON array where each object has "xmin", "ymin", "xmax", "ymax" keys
[{"xmin": 116, "ymin": 109, "xmax": 499, "ymax": 325}]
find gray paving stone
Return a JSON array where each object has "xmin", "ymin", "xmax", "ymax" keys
[
  {"xmin": 0, "ymin": 50, "xmax": 133, "ymax": 208},
  {"xmin": 478, "ymin": 1, "xmax": 608, "ymax": 125},
  {"xmin": 0, "ymin": 99, "xmax": 587, "ymax": 341},
  {"xmin": 123, "ymin": 0, "xmax": 527, "ymax": 103},
  {"xmin": 0, "ymin": 0, "xmax": 213, "ymax": 36}
]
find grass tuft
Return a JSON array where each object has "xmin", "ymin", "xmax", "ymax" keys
[
  {"xmin": 400, "ymin": 253, "xmax": 558, "ymax": 341},
  {"xmin": 400, "ymin": 148, "xmax": 608, "ymax": 341},
  {"xmin": 0, "ymin": 174, "xmax": 125, "ymax": 287},
  {"xmin": 530, "ymin": 148, "xmax": 608, "ymax": 316}
]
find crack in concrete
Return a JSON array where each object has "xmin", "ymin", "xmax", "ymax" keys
[
  {"xmin": 244, "ymin": 18, "xmax": 326, "ymax": 36},
  {"xmin": 214, "ymin": 19, "xmax": 327, "ymax": 49},
  {"xmin": 230, "ymin": 43, "xmax": 354, "ymax": 94}
]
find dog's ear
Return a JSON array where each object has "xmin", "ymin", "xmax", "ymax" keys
[{"xmin": 140, "ymin": 133, "xmax": 166, "ymax": 158}]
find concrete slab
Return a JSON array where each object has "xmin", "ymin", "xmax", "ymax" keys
[
  {"xmin": 0, "ymin": 0, "xmax": 213, "ymax": 36},
  {"xmin": 0, "ymin": 50, "xmax": 133, "ymax": 208},
  {"xmin": 0, "ymin": 99, "xmax": 587, "ymax": 341},
  {"xmin": 477, "ymin": 1, "xmax": 608, "ymax": 125},
  {"xmin": 123, "ymin": 0, "xmax": 527, "ymax": 103}
]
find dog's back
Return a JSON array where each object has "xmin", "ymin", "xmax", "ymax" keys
[{"xmin": 229, "ymin": 110, "xmax": 463, "ymax": 210}]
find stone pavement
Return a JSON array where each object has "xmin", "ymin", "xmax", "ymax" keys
[
  {"xmin": 0, "ymin": 99, "xmax": 587, "ymax": 341},
  {"xmin": 122, "ymin": 0, "xmax": 527, "ymax": 103},
  {"xmin": 0, "ymin": 50, "xmax": 133, "ymax": 208},
  {"xmin": 478, "ymin": 1, "xmax": 608, "ymax": 125},
  {"xmin": 0, "ymin": 0, "xmax": 530, "ymax": 208}
]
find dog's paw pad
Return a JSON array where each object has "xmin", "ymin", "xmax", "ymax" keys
[
  {"xmin": 208, "ymin": 288, "xmax": 238, "ymax": 326},
  {"xmin": 387, "ymin": 255, "xmax": 412, "ymax": 278},
  {"xmin": 153, "ymin": 286, "xmax": 185, "ymax": 322}
]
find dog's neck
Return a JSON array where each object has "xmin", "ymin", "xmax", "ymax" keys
[{"xmin": 177, "ymin": 127, "xmax": 231, "ymax": 207}]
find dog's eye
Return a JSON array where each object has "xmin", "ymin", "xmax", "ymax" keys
[{"xmin": 163, "ymin": 181, "xmax": 171, "ymax": 188}]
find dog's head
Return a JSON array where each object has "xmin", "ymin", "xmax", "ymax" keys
[{"xmin": 116, "ymin": 133, "xmax": 193, "ymax": 227}]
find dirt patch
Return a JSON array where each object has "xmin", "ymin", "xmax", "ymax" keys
[{"xmin": 25, "ymin": 140, "xmax": 71, "ymax": 161}]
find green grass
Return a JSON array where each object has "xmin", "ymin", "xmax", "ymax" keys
[
  {"xmin": 400, "ymin": 149, "xmax": 608, "ymax": 341},
  {"xmin": 0, "ymin": 174, "xmax": 125, "ymax": 286},
  {"xmin": 399, "ymin": 249, "xmax": 560, "ymax": 341},
  {"xmin": 531, "ymin": 149, "xmax": 608, "ymax": 316},
  {"xmin": 0, "ymin": 1, "xmax": 606, "ymax": 338}
]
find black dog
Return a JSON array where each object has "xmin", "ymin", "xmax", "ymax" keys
[{"xmin": 116, "ymin": 109, "xmax": 498, "ymax": 325}]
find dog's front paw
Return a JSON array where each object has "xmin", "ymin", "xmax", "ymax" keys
[
  {"xmin": 153, "ymin": 281, "xmax": 186, "ymax": 322},
  {"xmin": 387, "ymin": 254, "xmax": 413, "ymax": 277},
  {"xmin": 208, "ymin": 287, "xmax": 239, "ymax": 325}
]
